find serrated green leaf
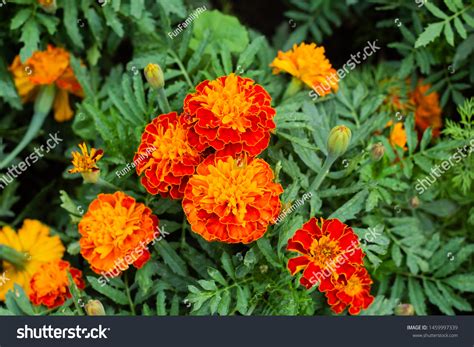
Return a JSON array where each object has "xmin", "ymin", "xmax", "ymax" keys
[
  {"xmin": 408, "ymin": 277, "xmax": 427, "ymax": 315},
  {"xmin": 415, "ymin": 22, "xmax": 444, "ymax": 48}
]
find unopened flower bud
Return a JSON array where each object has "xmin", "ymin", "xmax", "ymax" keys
[
  {"xmin": 327, "ymin": 125, "xmax": 352, "ymax": 158},
  {"xmin": 410, "ymin": 196, "xmax": 420, "ymax": 209},
  {"xmin": 144, "ymin": 63, "xmax": 164, "ymax": 89},
  {"xmin": 38, "ymin": 0, "xmax": 57, "ymax": 13},
  {"xmin": 394, "ymin": 303, "xmax": 415, "ymax": 316},
  {"xmin": 371, "ymin": 142, "xmax": 385, "ymax": 161},
  {"xmin": 85, "ymin": 299, "xmax": 105, "ymax": 316}
]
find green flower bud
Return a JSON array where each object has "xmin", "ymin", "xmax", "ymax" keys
[
  {"xmin": 38, "ymin": 0, "xmax": 57, "ymax": 13},
  {"xmin": 410, "ymin": 196, "xmax": 420, "ymax": 209},
  {"xmin": 394, "ymin": 303, "xmax": 415, "ymax": 316},
  {"xmin": 371, "ymin": 142, "xmax": 385, "ymax": 161},
  {"xmin": 144, "ymin": 63, "xmax": 164, "ymax": 89},
  {"xmin": 327, "ymin": 125, "xmax": 352, "ymax": 158},
  {"xmin": 85, "ymin": 299, "xmax": 105, "ymax": 316}
]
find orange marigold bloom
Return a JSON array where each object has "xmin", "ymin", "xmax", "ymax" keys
[
  {"xmin": 389, "ymin": 122, "xmax": 407, "ymax": 150},
  {"xmin": 78, "ymin": 192, "xmax": 159, "ymax": 275},
  {"xmin": 9, "ymin": 45, "xmax": 83, "ymax": 122},
  {"xmin": 69, "ymin": 142, "xmax": 104, "ymax": 174},
  {"xmin": 183, "ymin": 155, "xmax": 283, "ymax": 243},
  {"xmin": 409, "ymin": 80, "xmax": 442, "ymax": 137},
  {"xmin": 183, "ymin": 73, "xmax": 276, "ymax": 158},
  {"xmin": 29, "ymin": 260, "xmax": 85, "ymax": 308},
  {"xmin": 287, "ymin": 218, "xmax": 364, "ymax": 291},
  {"xmin": 270, "ymin": 42, "xmax": 338, "ymax": 96},
  {"xmin": 135, "ymin": 112, "xmax": 202, "ymax": 199},
  {"xmin": 325, "ymin": 266, "xmax": 374, "ymax": 315}
]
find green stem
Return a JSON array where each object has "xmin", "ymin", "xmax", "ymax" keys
[
  {"xmin": 157, "ymin": 87, "xmax": 171, "ymax": 114},
  {"xmin": 282, "ymin": 77, "xmax": 303, "ymax": 100},
  {"xmin": 97, "ymin": 178, "xmax": 122, "ymax": 191},
  {"xmin": 309, "ymin": 154, "xmax": 337, "ymax": 193},
  {"xmin": 0, "ymin": 85, "xmax": 55, "ymax": 169},
  {"xmin": 124, "ymin": 272, "xmax": 136, "ymax": 315},
  {"xmin": 168, "ymin": 50, "xmax": 193, "ymax": 89},
  {"xmin": 0, "ymin": 245, "xmax": 28, "ymax": 270}
]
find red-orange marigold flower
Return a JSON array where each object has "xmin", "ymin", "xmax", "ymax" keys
[
  {"xmin": 183, "ymin": 73, "xmax": 276, "ymax": 158},
  {"xmin": 135, "ymin": 112, "xmax": 202, "ymax": 199},
  {"xmin": 183, "ymin": 155, "xmax": 283, "ymax": 243},
  {"xmin": 29, "ymin": 260, "xmax": 85, "ymax": 308},
  {"xmin": 410, "ymin": 80, "xmax": 442, "ymax": 137},
  {"xmin": 78, "ymin": 192, "xmax": 159, "ymax": 275},
  {"xmin": 287, "ymin": 217, "xmax": 364, "ymax": 291},
  {"xmin": 325, "ymin": 266, "xmax": 374, "ymax": 315}
]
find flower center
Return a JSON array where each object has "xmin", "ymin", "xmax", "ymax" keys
[
  {"xmin": 152, "ymin": 123, "xmax": 198, "ymax": 161},
  {"xmin": 196, "ymin": 158, "xmax": 263, "ymax": 223},
  {"xmin": 309, "ymin": 236, "xmax": 340, "ymax": 267},
  {"xmin": 195, "ymin": 74, "xmax": 253, "ymax": 132},
  {"xmin": 344, "ymin": 276, "xmax": 363, "ymax": 296}
]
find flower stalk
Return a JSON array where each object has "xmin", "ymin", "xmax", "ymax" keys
[{"xmin": 0, "ymin": 245, "xmax": 28, "ymax": 270}]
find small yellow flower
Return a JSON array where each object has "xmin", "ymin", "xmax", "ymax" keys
[
  {"xmin": 270, "ymin": 42, "xmax": 338, "ymax": 96},
  {"xmin": 69, "ymin": 143, "xmax": 104, "ymax": 183}
]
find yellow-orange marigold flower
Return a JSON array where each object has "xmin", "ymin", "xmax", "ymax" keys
[
  {"xmin": 9, "ymin": 45, "xmax": 83, "ymax": 122},
  {"xmin": 29, "ymin": 260, "xmax": 84, "ymax": 308},
  {"xmin": 78, "ymin": 192, "xmax": 159, "ymax": 275},
  {"xmin": 135, "ymin": 112, "xmax": 202, "ymax": 199},
  {"xmin": 389, "ymin": 122, "xmax": 407, "ymax": 150},
  {"xmin": 270, "ymin": 42, "xmax": 338, "ymax": 96},
  {"xmin": 69, "ymin": 142, "xmax": 104, "ymax": 174},
  {"xmin": 0, "ymin": 219, "xmax": 64, "ymax": 301},
  {"xmin": 183, "ymin": 155, "xmax": 283, "ymax": 244}
]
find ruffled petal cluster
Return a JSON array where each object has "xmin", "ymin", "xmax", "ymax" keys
[
  {"xmin": 135, "ymin": 112, "xmax": 202, "ymax": 199},
  {"xmin": 183, "ymin": 73, "xmax": 276, "ymax": 157},
  {"xmin": 78, "ymin": 192, "xmax": 159, "ymax": 275},
  {"xmin": 0, "ymin": 219, "xmax": 64, "ymax": 301},
  {"xmin": 69, "ymin": 142, "xmax": 104, "ymax": 174},
  {"xmin": 183, "ymin": 155, "xmax": 283, "ymax": 243},
  {"xmin": 29, "ymin": 260, "xmax": 85, "ymax": 308},
  {"xmin": 270, "ymin": 42, "xmax": 338, "ymax": 95},
  {"xmin": 9, "ymin": 45, "xmax": 83, "ymax": 122},
  {"xmin": 287, "ymin": 217, "xmax": 374, "ymax": 315},
  {"xmin": 410, "ymin": 80, "xmax": 442, "ymax": 137}
]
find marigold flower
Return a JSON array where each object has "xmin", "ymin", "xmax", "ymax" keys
[
  {"xmin": 409, "ymin": 80, "xmax": 442, "ymax": 137},
  {"xmin": 37, "ymin": 0, "xmax": 57, "ymax": 12},
  {"xmin": 0, "ymin": 219, "xmax": 64, "ymax": 301},
  {"xmin": 29, "ymin": 260, "xmax": 84, "ymax": 308},
  {"xmin": 9, "ymin": 45, "xmax": 83, "ymax": 122},
  {"xmin": 135, "ymin": 112, "xmax": 202, "ymax": 199},
  {"xmin": 144, "ymin": 63, "xmax": 165, "ymax": 89},
  {"xmin": 287, "ymin": 217, "xmax": 364, "ymax": 291},
  {"xmin": 183, "ymin": 155, "xmax": 283, "ymax": 243},
  {"xmin": 78, "ymin": 192, "xmax": 159, "ymax": 275},
  {"xmin": 389, "ymin": 122, "xmax": 407, "ymax": 150},
  {"xmin": 183, "ymin": 73, "xmax": 276, "ymax": 158},
  {"xmin": 325, "ymin": 266, "xmax": 374, "ymax": 315},
  {"xmin": 69, "ymin": 143, "xmax": 104, "ymax": 183},
  {"xmin": 270, "ymin": 42, "xmax": 338, "ymax": 96}
]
